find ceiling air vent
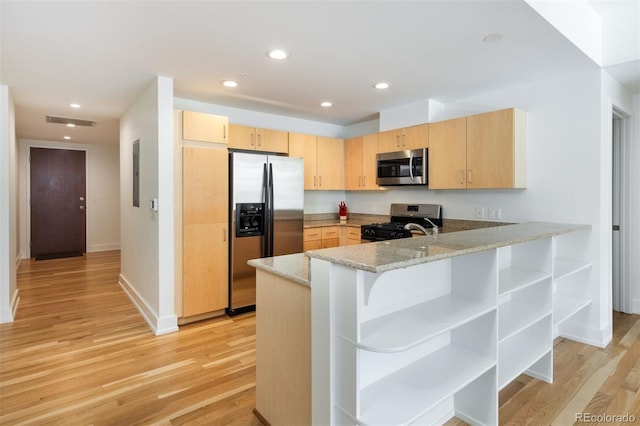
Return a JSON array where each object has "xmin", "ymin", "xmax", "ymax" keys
[{"xmin": 46, "ymin": 115, "xmax": 96, "ymax": 127}]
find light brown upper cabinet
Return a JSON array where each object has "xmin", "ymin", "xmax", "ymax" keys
[
  {"xmin": 345, "ymin": 133, "xmax": 379, "ymax": 190},
  {"xmin": 289, "ymin": 133, "xmax": 344, "ymax": 190},
  {"xmin": 466, "ymin": 108, "xmax": 526, "ymax": 188},
  {"xmin": 378, "ymin": 123, "xmax": 429, "ymax": 153},
  {"xmin": 429, "ymin": 108, "xmax": 527, "ymax": 189},
  {"xmin": 182, "ymin": 110, "xmax": 228, "ymax": 144},
  {"xmin": 228, "ymin": 124, "xmax": 288, "ymax": 154},
  {"xmin": 428, "ymin": 117, "xmax": 468, "ymax": 189}
]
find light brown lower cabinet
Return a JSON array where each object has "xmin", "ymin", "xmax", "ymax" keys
[
  {"xmin": 303, "ymin": 228, "xmax": 322, "ymax": 251},
  {"xmin": 182, "ymin": 222, "xmax": 228, "ymax": 317},
  {"xmin": 321, "ymin": 226, "xmax": 340, "ymax": 248},
  {"xmin": 304, "ymin": 225, "xmax": 352, "ymax": 251},
  {"xmin": 342, "ymin": 226, "xmax": 361, "ymax": 245},
  {"xmin": 255, "ymin": 270, "xmax": 310, "ymax": 426}
]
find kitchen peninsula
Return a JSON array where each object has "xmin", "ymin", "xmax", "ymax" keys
[{"xmin": 249, "ymin": 222, "xmax": 592, "ymax": 425}]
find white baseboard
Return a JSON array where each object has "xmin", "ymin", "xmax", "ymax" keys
[
  {"xmin": 0, "ymin": 289, "xmax": 19, "ymax": 323},
  {"xmin": 118, "ymin": 274, "xmax": 178, "ymax": 336},
  {"xmin": 632, "ymin": 298, "xmax": 640, "ymax": 315},
  {"xmin": 557, "ymin": 320, "xmax": 612, "ymax": 348},
  {"xmin": 88, "ymin": 242, "xmax": 121, "ymax": 253}
]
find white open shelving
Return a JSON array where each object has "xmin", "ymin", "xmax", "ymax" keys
[
  {"xmin": 499, "ymin": 279, "xmax": 552, "ymax": 342},
  {"xmin": 552, "ymin": 232, "xmax": 593, "ymax": 331},
  {"xmin": 358, "ymin": 294, "xmax": 495, "ymax": 352},
  {"xmin": 497, "ymin": 238, "xmax": 554, "ymax": 390},
  {"xmin": 553, "ymin": 258, "xmax": 592, "ymax": 281},
  {"xmin": 357, "ymin": 345, "xmax": 495, "ymax": 425},
  {"xmin": 553, "ymin": 293, "xmax": 592, "ymax": 327},
  {"xmin": 319, "ymin": 227, "xmax": 592, "ymax": 425},
  {"xmin": 498, "ymin": 316, "xmax": 552, "ymax": 389},
  {"xmin": 499, "ymin": 266, "xmax": 551, "ymax": 295}
]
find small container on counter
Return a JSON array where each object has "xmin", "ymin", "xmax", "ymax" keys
[{"xmin": 339, "ymin": 201, "xmax": 347, "ymax": 222}]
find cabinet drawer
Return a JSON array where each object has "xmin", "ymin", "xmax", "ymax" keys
[
  {"xmin": 321, "ymin": 226, "xmax": 340, "ymax": 239},
  {"xmin": 345, "ymin": 227, "xmax": 360, "ymax": 240},
  {"xmin": 304, "ymin": 228, "xmax": 322, "ymax": 241},
  {"xmin": 303, "ymin": 240, "xmax": 322, "ymax": 251},
  {"xmin": 322, "ymin": 238, "xmax": 340, "ymax": 249}
]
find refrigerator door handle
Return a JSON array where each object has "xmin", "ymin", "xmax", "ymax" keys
[
  {"xmin": 268, "ymin": 162, "xmax": 274, "ymax": 257},
  {"xmin": 262, "ymin": 163, "xmax": 269, "ymax": 258}
]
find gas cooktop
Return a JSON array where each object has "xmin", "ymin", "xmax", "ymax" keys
[{"xmin": 361, "ymin": 203, "xmax": 442, "ymax": 242}]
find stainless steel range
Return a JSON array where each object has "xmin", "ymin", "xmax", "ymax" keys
[{"xmin": 361, "ymin": 203, "xmax": 442, "ymax": 242}]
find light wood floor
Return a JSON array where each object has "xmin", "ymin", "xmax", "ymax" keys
[{"xmin": 1, "ymin": 250, "xmax": 638, "ymax": 425}]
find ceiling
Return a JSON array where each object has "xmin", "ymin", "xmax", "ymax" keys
[{"xmin": 1, "ymin": 1, "xmax": 638, "ymax": 146}]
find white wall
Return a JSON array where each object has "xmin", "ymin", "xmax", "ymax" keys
[
  {"xmin": 0, "ymin": 85, "xmax": 19, "ymax": 323},
  {"xmin": 174, "ymin": 97, "xmax": 344, "ymax": 138},
  {"xmin": 347, "ymin": 66, "xmax": 624, "ymax": 347},
  {"xmin": 17, "ymin": 139, "xmax": 120, "ymax": 257},
  {"xmin": 120, "ymin": 76, "xmax": 176, "ymax": 335}
]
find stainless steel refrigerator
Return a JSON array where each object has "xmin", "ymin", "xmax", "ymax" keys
[{"xmin": 227, "ymin": 152, "xmax": 304, "ymax": 315}]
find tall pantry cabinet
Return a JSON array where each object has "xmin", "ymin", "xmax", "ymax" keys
[{"xmin": 175, "ymin": 110, "xmax": 229, "ymax": 322}]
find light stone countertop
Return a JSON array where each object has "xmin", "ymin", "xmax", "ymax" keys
[
  {"xmin": 248, "ymin": 222, "xmax": 590, "ymax": 285},
  {"xmin": 248, "ymin": 253, "xmax": 310, "ymax": 286},
  {"xmin": 306, "ymin": 222, "xmax": 590, "ymax": 273}
]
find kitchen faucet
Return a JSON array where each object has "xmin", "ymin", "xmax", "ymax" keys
[{"xmin": 404, "ymin": 219, "xmax": 439, "ymax": 237}]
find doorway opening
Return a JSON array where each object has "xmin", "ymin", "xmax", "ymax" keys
[
  {"xmin": 611, "ymin": 106, "xmax": 632, "ymax": 313},
  {"xmin": 29, "ymin": 147, "xmax": 87, "ymax": 260}
]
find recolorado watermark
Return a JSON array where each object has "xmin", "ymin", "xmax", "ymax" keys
[{"xmin": 575, "ymin": 413, "xmax": 636, "ymax": 423}]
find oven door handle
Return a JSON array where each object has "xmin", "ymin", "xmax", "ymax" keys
[{"xmin": 409, "ymin": 152, "xmax": 415, "ymax": 181}]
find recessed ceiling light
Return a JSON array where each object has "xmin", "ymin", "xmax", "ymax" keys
[
  {"xmin": 66, "ymin": 123, "xmax": 75, "ymax": 127},
  {"xmin": 483, "ymin": 33, "xmax": 504, "ymax": 43},
  {"xmin": 69, "ymin": 103, "xmax": 81, "ymax": 109},
  {"xmin": 222, "ymin": 80, "xmax": 238, "ymax": 88},
  {"xmin": 320, "ymin": 101, "xmax": 332, "ymax": 108},
  {"xmin": 267, "ymin": 49, "xmax": 288, "ymax": 60},
  {"xmin": 64, "ymin": 136, "xmax": 71, "ymax": 140},
  {"xmin": 373, "ymin": 82, "xmax": 390, "ymax": 90}
]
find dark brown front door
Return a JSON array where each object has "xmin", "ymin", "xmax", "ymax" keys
[{"xmin": 30, "ymin": 148, "xmax": 87, "ymax": 259}]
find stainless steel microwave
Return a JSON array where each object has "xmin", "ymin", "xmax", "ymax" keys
[{"xmin": 376, "ymin": 148, "xmax": 428, "ymax": 186}]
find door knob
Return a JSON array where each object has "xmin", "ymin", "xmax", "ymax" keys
[{"xmin": 79, "ymin": 206, "xmax": 85, "ymax": 210}]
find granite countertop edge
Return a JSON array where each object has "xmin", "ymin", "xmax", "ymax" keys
[
  {"xmin": 305, "ymin": 222, "xmax": 591, "ymax": 273},
  {"xmin": 248, "ymin": 253, "xmax": 311, "ymax": 287},
  {"xmin": 248, "ymin": 221, "xmax": 591, "ymax": 286}
]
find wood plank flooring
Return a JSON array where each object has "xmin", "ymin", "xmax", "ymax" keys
[
  {"xmin": 1, "ymin": 250, "xmax": 638, "ymax": 425},
  {"xmin": 0, "ymin": 251, "xmax": 260, "ymax": 425}
]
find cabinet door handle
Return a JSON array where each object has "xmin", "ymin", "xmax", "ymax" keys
[
  {"xmin": 257, "ymin": 134, "xmax": 261, "ymax": 147},
  {"xmin": 223, "ymin": 227, "xmax": 227, "ymax": 242},
  {"xmin": 319, "ymin": 176, "xmax": 322, "ymax": 187},
  {"xmin": 251, "ymin": 133, "xmax": 255, "ymax": 146},
  {"xmin": 468, "ymin": 169, "xmax": 473, "ymax": 184},
  {"xmin": 459, "ymin": 170, "xmax": 464, "ymax": 185},
  {"xmin": 396, "ymin": 135, "xmax": 400, "ymax": 148},
  {"xmin": 223, "ymin": 125, "xmax": 227, "ymax": 141},
  {"xmin": 314, "ymin": 176, "xmax": 317, "ymax": 188},
  {"xmin": 402, "ymin": 134, "xmax": 406, "ymax": 147}
]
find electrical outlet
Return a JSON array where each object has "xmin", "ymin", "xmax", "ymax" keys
[
  {"xmin": 475, "ymin": 207, "xmax": 485, "ymax": 219},
  {"xmin": 488, "ymin": 208, "xmax": 502, "ymax": 220}
]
